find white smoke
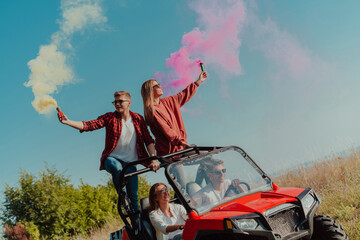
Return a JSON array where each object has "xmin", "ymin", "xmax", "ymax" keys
[{"xmin": 25, "ymin": 0, "xmax": 107, "ymax": 114}]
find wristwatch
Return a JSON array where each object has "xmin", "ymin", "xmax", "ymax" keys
[{"xmin": 179, "ymin": 226, "xmax": 184, "ymax": 230}]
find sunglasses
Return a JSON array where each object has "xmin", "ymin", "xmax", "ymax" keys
[
  {"xmin": 211, "ymin": 168, "xmax": 226, "ymax": 175},
  {"xmin": 157, "ymin": 186, "xmax": 169, "ymax": 194},
  {"xmin": 112, "ymin": 100, "xmax": 129, "ymax": 105},
  {"xmin": 153, "ymin": 83, "xmax": 162, "ymax": 89}
]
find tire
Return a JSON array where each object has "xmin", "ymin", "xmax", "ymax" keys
[{"xmin": 311, "ymin": 214, "xmax": 348, "ymax": 240}]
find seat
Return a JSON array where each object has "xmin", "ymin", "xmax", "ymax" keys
[
  {"xmin": 139, "ymin": 197, "xmax": 156, "ymax": 240},
  {"xmin": 195, "ymin": 166, "xmax": 210, "ymax": 186},
  {"xmin": 186, "ymin": 181, "xmax": 201, "ymax": 196}
]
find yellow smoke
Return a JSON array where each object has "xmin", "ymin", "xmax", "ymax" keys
[
  {"xmin": 24, "ymin": 0, "xmax": 107, "ymax": 115},
  {"xmin": 25, "ymin": 44, "xmax": 73, "ymax": 114},
  {"xmin": 32, "ymin": 96, "xmax": 58, "ymax": 114}
]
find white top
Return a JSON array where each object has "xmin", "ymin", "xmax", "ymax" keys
[
  {"xmin": 192, "ymin": 179, "xmax": 231, "ymax": 206},
  {"xmin": 109, "ymin": 117, "xmax": 138, "ymax": 162},
  {"xmin": 149, "ymin": 204, "xmax": 188, "ymax": 240}
]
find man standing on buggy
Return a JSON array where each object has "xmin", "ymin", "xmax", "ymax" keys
[{"xmin": 58, "ymin": 90, "xmax": 160, "ymax": 225}]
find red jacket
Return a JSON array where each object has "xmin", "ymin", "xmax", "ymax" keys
[
  {"xmin": 82, "ymin": 111, "xmax": 154, "ymax": 170},
  {"xmin": 150, "ymin": 82, "xmax": 199, "ymax": 156}
]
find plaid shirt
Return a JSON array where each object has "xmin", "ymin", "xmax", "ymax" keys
[{"xmin": 81, "ymin": 111, "xmax": 154, "ymax": 170}]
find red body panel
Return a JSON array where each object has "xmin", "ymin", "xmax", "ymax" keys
[
  {"xmin": 122, "ymin": 228, "xmax": 129, "ymax": 240},
  {"xmin": 182, "ymin": 187, "xmax": 305, "ymax": 240}
]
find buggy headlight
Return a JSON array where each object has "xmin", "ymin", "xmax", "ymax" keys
[
  {"xmin": 301, "ymin": 193, "xmax": 315, "ymax": 216},
  {"xmin": 236, "ymin": 219, "xmax": 258, "ymax": 230}
]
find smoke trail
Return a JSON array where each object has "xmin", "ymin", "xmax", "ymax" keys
[
  {"xmin": 154, "ymin": 0, "xmax": 246, "ymax": 90},
  {"xmin": 25, "ymin": 0, "xmax": 107, "ymax": 114},
  {"xmin": 155, "ymin": 0, "xmax": 323, "ymax": 94},
  {"xmin": 246, "ymin": 13, "xmax": 312, "ymax": 81}
]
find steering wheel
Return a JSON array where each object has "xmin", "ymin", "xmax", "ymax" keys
[
  {"xmin": 224, "ymin": 182, "xmax": 251, "ymax": 198},
  {"xmin": 239, "ymin": 181, "xmax": 251, "ymax": 191}
]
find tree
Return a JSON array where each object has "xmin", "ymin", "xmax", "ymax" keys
[
  {"xmin": 2, "ymin": 165, "xmax": 153, "ymax": 239},
  {"xmin": 1, "ymin": 166, "xmax": 118, "ymax": 239},
  {"xmin": 137, "ymin": 176, "xmax": 152, "ymax": 201}
]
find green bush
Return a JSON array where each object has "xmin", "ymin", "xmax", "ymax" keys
[
  {"xmin": 22, "ymin": 222, "xmax": 39, "ymax": 240},
  {"xmin": 137, "ymin": 176, "xmax": 152, "ymax": 201},
  {"xmin": 1, "ymin": 165, "xmax": 152, "ymax": 239},
  {"xmin": 1, "ymin": 166, "xmax": 118, "ymax": 239}
]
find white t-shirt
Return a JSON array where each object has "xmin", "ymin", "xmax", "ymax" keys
[
  {"xmin": 109, "ymin": 117, "xmax": 138, "ymax": 162},
  {"xmin": 149, "ymin": 204, "xmax": 188, "ymax": 240},
  {"xmin": 192, "ymin": 179, "xmax": 231, "ymax": 206}
]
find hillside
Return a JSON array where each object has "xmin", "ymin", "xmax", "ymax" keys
[{"xmin": 274, "ymin": 150, "xmax": 360, "ymax": 239}]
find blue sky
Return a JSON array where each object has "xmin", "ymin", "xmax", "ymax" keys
[{"xmin": 1, "ymin": 0, "xmax": 360, "ymax": 203}]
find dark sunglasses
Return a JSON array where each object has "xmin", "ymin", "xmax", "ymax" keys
[
  {"xmin": 157, "ymin": 186, "xmax": 169, "ymax": 194},
  {"xmin": 112, "ymin": 100, "xmax": 129, "ymax": 105},
  {"xmin": 153, "ymin": 83, "xmax": 161, "ymax": 89},
  {"xmin": 211, "ymin": 168, "xmax": 226, "ymax": 175}
]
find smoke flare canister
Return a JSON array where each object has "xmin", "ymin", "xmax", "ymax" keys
[
  {"xmin": 56, "ymin": 107, "xmax": 64, "ymax": 118},
  {"xmin": 200, "ymin": 63, "xmax": 205, "ymax": 73}
]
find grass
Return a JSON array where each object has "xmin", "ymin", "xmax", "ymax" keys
[
  {"xmin": 71, "ymin": 217, "xmax": 123, "ymax": 240},
  {"xmin": 274, "ymin": 150, "xmax": 360, "ymax": 239}
]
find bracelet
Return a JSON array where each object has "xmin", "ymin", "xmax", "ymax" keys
[{"xmin": 179, "ymin": 226, "xmax": 184, "ymax": 230}]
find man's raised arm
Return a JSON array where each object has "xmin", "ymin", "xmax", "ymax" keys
[{"xmin": 58, "ymin": 112, "xmax": 84, "ymax": 130}]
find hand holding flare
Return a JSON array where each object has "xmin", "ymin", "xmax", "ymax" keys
[
  {"xmin": 56, "ymin": 107, "xmax": 84, "ymax": 130},
  {"xmin": 196, "ymin": 62, "xmax": 207, "ymax": 85},
  {"xmin": 56, "ymin": 107, "xmax": 67, "ymax": 124},
  {"xmin": 200, "ymin": 62, "xmax": 205, "ymax": 73}
]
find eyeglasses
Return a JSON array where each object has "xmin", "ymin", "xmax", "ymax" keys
[
  {"xmin": 157, "ymin": 186, "xmax": 169, "ymax": 194},
  {"xmin": 112, "ymin": 100, "xmax": 129, "ymax": 105},
  {"xmin": 153, "ymin": 84, "xmax": 161, "ymax": 89},
  {"xmin": 211, "ymin": 168, "xmax": 226, "ymax": 175}
]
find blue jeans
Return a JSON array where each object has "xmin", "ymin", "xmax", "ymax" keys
[{"xmin": 104, "ymin": 157, "xmax": 139, "ymax": 222}]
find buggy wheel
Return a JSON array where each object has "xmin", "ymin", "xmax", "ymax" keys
[{"xmin": 311, "ymin": 214, "xmax": 348, "ymax": 240}]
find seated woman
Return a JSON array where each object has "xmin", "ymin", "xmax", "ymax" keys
[{"xmin": 149, "ymin": 183, "xmax": 188, "ymax": 240}]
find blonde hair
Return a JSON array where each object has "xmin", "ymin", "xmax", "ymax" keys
[
  {"xmin": 114, "ymin": 91, "xmax": 131, "ymax": 100},
  {"xmin": 141, "ymin": 79, "xmax": 157, "ymax": 124}
]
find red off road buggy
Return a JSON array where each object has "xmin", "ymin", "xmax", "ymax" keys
[{"xmin": 111, "ymin": 146, "xmax": 348, "ymax": 240}]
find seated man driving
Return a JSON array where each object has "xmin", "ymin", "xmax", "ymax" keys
[{"xmin": 192, "ymin": 157, "xmax": 245, "ymax": 206}]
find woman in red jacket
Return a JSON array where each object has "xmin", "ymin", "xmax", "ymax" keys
[
  {"xmin": 141, "ymin": 72, "xmax": 207, "ymax": 185},
  {"xmin": 141, "ymin": 72, "xmax": 207, "ymax": 155}
]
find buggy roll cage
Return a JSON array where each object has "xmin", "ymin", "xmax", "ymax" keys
[
  {"xmin": 117, "ymin": 146, "xmax": 273, "ymax": 238},
  {"xmin": 117, "ymin": 146, "xmax": 222, "ymax": 237}
]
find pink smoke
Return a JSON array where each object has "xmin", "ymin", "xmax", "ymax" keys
[
  {"xmin": 247, "ymin": 15, "xmax": 312, "ymax": 79},
  {"xmin": 155, "ymin": 0, "xmax": 246, "ymax": 90}
]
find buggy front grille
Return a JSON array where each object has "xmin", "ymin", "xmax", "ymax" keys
[{"xmin": 267, "ymin": 207, "xmax": 301, "ymax": 236}]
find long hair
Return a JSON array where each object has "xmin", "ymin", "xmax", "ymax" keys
[
  {"xmin": 141, "ymin": 79, "xmax": 157, "ymax": 125},
  {"xmin": 148, "ymin": 182, "xmax": 166, "ymax": 211}
]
